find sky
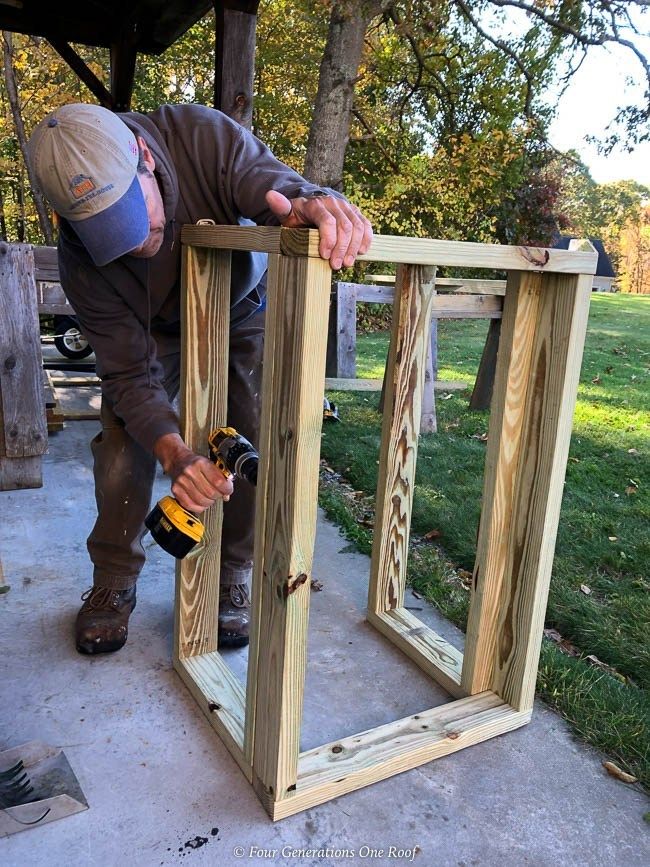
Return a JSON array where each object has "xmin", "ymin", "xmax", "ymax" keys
[{"xmin": 546, "ymin": 24, "xmax": 650, "ymax": 187}]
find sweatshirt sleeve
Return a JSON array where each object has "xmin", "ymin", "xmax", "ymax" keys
[
  {"xmin": 58, "ymin": 248, "xmax": 181, "ymax": 453},
  {"xmin": 186, "ymin": 109, "xmax": 344, "ymax": 226},
  {"xmin": 230, "ymin": 125, "xmax": 344, "ymax": 225}
]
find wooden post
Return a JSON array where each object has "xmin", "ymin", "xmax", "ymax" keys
[
  {"xmin": 461, "ymin": 271, "xmax": 593, "ymax": 711},
  {"xmin": 325, "ymin": 281, "xmax": 357, "ymax": 378},
  {"xmin": 249, "ymin": 251, "xmax": 332, "ymax": 811},
  {"xmin": 174, "ymin": 246, "xmax": 231, "ymax": 662},
  {"xmin": 0, "ymin": 243, "xmax": 47, "ymax": 490},
  {"xmin": 367, "ymin": 265, "xmax": 437, "ymax": 616},
  {"xmin": 110, "ymin": 32, "xmax": 137, "ymax": 112},
  {"xmin": 420, "ymin": 306, "xmax": 438, "ymax": 434},
  {"xmin": 214, "ymin": 1, "xmax": 260, "ymax": 128},
  {"xmin": 469, "ymin": 317, "xmax": 502, "ymax": 411}
]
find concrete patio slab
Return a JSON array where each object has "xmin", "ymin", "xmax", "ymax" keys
[{"xmin": 0, "ymin": 421, "xmax": 648, "ymax": 867}]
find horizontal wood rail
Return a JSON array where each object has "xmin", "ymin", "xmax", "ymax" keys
[{"xmin": 181, "ymin": 225, "xmax": 598, "ymax": 274}]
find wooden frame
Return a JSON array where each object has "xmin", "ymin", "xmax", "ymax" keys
[{"xmin": 175, "ymin": 227, "xmax": 596, "ymax": 820}]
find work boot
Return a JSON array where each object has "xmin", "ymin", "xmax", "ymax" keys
[
  {"xmin": 75, "ymin": 585, "xmax": 137, "ymax": 655},
  {"xmin": 218, "ymin": 582, "xmax": 250, "ymax": 649}
]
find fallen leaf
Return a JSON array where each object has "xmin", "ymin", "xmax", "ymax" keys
[
  {"xmin": 310, "ymin": 579, "xmax": 323, "ymax": 592},
  {"xmin": 627, "ymin": 448, "xmax": 639, "ymax": 455},
  {"xmin": 470, "ymin": 432, "xmax": 488, "ymax": 442},
  {"xmin": 442, "ymin": 393, "xmax": 454, "ymax": 400},
  {"xmin": 603, "ymin": 761, "xmax": 638, "ymax": 784},
  {"xmin": 543, "ymin": 628, "xmax": 579, "ymax": 656},
  {"xmin": 568, "ymin": 456, "xmax": 580, "ymax": 463},
  {"xmin": 0, "ymin": 585, "xmax": 9, "ymax": 595},
  {"xmin": 580, "ymin": 584, "xmax": 592, "ymax": 595},
  {"xmin": 424, "ymin": 528, "xmax": 442, "ymax": 540},
  {"xmin": 591, "ymin": 375, "xmax": 601, "ymax": 384},
  {"xmin": 605, "ymin": 366, "xmax": 613, "ymax": 374},
  {"xmin": 608, "ymin": 536, "xmax": 618, "ymax": 542},
  {"xmin": 411, "ymin": 590, "xmax": 422, "ymax": 599},
  {"xmin": 625, "ymin": 486, "xmax": 637, "ymax": 496}
]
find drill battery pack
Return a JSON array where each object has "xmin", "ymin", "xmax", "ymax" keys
[{"xmin": 144, "ymin": 495, "xmax": 205, "ymax": 559}]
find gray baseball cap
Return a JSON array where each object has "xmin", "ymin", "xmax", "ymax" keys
[{"xmin": 27, "ymin": 103, "xmax": 149, "ymax": 266}]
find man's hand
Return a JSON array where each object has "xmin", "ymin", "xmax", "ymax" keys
[
  {"xmin": 265, "ymin": 189, "xmax": 373, "ymax": 270},
  {"xmin": 153, "ymin": 433, "xmax": 233, "ymax": 514}
]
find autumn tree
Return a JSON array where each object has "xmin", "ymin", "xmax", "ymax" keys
[
  {"xmin": 619, "ymin": 205, "xmax": 650, "ymax": 294},
  {"xmin": 304, "ymin": 1, "xmax": 650, "ymax": 192}
]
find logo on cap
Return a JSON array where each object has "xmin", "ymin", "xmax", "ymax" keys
[{"xmin": 70, "ymin": 174, "xmax": 96, "ymax": 199}]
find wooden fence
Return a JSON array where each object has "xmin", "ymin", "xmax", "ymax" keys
[{"xmin": 326, "ymin": 276, "xmax": 506, "ymax": 432}]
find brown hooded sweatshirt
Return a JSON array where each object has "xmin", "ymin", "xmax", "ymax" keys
[{"xmin": 57, "ymin": 104, "xmax": 334, "ymax": 453}]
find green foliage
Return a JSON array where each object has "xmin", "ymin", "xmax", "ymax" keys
[{"xmin": 0, "ymin": 35, "xmax": 105, "ymax": 242}]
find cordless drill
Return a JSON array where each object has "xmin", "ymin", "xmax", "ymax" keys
[{"xmin": 144, "ymin": 426, "xmax": 259, "ymax": 560}]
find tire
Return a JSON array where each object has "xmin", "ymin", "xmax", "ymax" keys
[{"xmin": 53, "ymin": 316, "xmax": 94, "ymax": 360}]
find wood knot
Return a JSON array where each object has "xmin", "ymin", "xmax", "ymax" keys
[
  {"xmin": 520, "ymin": 246, "xmax": 550, "ymax": 268},
  {"xmin": 4, "ymin": 355, "xmax": 16, "ymax": 371},
  {"xmin": 0, "ymin": 243, "xmax": 7, "ymax": 255},
  {"xmin": 331, "ymin": 745, "xmax": 343, "ymax": 754}
]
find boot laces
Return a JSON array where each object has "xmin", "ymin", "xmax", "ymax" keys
[
  {"xmin": 227, "ymin": 583, "xmax": 250, "ymax": 608},
  {"xmin": 81, "ymin": 586, "xmax": 123, "ymax": 611}
]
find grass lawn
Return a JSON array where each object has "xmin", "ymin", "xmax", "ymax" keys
[{"xmin": 319, "ymin": 293, "xmax": 650, "ymax": 789}]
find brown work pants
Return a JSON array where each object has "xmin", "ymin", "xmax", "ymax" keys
[{"xmin": 87, "ymin": 308, "xmax": 264, "ymax": 591}]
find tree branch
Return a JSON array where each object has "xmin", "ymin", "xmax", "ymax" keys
[
  {"xmin": 453, "ymin": 0, "xmax": 534, "ymax": 116},
  {"xmin": 351, "ymin": 107, "xmax": 401, "ymax": 170}
]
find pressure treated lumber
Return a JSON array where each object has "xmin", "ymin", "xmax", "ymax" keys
[
  {"xmin": 248, "ymin": 252, "xmax": 332, "ymax": 804},
  {"xmin": 461, "ymin": 270, "xmax": 593, "ymax": 711},
  {"xmin": 367, "ymin": 608, "xmax": 465, "ymax": 698},
  {"xmin": 461, "ymin": 271, "xmax": 543, "ymax": 698},
  {"xmin": 0, "ymin": 243, "xmax": 47, "ymax": 490},
  {"xmin": 174, "ymin": 246, "xmax": 231, "ymax": 662},
  {"xmin": 268, "ymin": 693, "xmax": 530, "ymax": 820},
  {"xmin": 244, "ymin": 252, "xmax": 281, "ymax": 768},
  {"xmin": 177, "ymin": 651, "xmax": 250, "ymax": 781},
  {"xmin": 174, "ymin": 228, "xmax": 596, "ymax": 821},
  {"xmin": 368, "ymin": 265, "xmax": 437, "ymax": 616},
  {"xmin": 181, "ymin": 226, "xmax": 598, "ymax": 274}
]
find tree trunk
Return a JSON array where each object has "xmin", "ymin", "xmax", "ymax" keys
[
  {"xmin": 15, "ymin": 173, "xmax": 25, "ymax": 242},
  {"xmin": 0, "ymin": 184, "xmax": 7, "ymax": 241},
  {"xmin": 303, "ymin": 1, "xmax": 387, "ymax": 189},
  {"xmin": 2, "ymin": 31, "xmax": 55, "ymax": 245}
]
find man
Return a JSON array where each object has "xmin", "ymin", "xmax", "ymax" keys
[{"xmin": 27, "ymin": 102, "xmax": 372, "ymax": 655}]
